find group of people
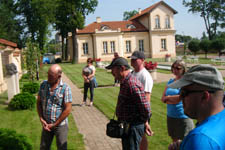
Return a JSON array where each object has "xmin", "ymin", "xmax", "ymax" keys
[{"xmin": 36, "ymin": 50, "xmax": 225, "ymax": 150}]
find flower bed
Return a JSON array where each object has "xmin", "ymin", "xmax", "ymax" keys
[{"xmin": 144, "ymin": 61, "xmax": 158, "ymax": 71}]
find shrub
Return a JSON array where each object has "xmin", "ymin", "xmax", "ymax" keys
[
  {"xmin": 8, "ymin": 92, "xmax": 36, "ymax": 110},
  {"xmin": 21, "ymin": 73, "xmax": 29, "ymax": 80},
  {"xmin": 22, "ymin": 82, "xmax": 39, "ymax": 94},
  {"xmin": 0, "ymin": 128, "xmax": 32, "ymax": 150}
]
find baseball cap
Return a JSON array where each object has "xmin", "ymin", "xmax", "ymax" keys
[
  {"xmin": 128, "ymin": 51, "xmax": 145, "ymax": 59},
  {"xmin": 168, "ymin": 64, "xmax": 224, "ymax": 90},
  {"xmin": 105, "ymin": 57, "xmax": 130, "ymax": 69}
]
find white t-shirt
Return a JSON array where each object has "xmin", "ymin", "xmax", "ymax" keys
[{"xmin": 132, "ymin": 68, "xmax": 153, "ymax": 93}]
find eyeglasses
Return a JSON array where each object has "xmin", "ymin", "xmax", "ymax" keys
[
  {"xmin": 180, "ymin": 89, "xmax": 215, "ymax": 100},
  {"xmin": 172, "ymin": 66, "xmax": 182, "ymax": 70}
]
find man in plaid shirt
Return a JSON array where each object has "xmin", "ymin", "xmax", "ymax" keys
[
  {"xmin": 106, "ymin": 57, "xmax": 152, "ymax": 150},
  {"xmin": 37, "ymin": 64, "xmax": 72, "ymax": 150}
]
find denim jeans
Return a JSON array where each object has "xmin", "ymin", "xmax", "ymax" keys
[
  {"xmin": 83, "ymin": 80, "xmax": 94, "ymax": 102},
  {"xmin": 40, "ymin": 124, "xmax": 68, "ymax": 150},
  {"xmin": 122, "ymin": 123, "xmax": 145, "ymax": 150}
]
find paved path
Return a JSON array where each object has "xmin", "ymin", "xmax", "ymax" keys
[{"xmin": 62, "ymin": 73, "xmax": 122, "ymax": 150}]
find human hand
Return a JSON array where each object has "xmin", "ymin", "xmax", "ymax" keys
[
  {"xmin": 161, "ymin": 97, "xmax": 167, "ymax": 103},
  {"xmin": 168, "ymin": 140, "xmax": 182, "ymax": 150},
  {"xmin": 145, "ymin": 122, "xmax": 154, "ymax": 136},
  {"xmin": 40, "ymin": 118, "xmax": 51, "ymax": 131}
]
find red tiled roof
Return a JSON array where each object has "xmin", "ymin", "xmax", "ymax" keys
[
  {"xmin": 0, "ymin": 39, "xmax": 17, "ymax": 48},
  {"xmin": 129, "ymin": 1, "xmax": 177, "ymax": 20},
  {"xmin": 77, "ymin": 20, "xmax": 148, "ymax": 34}
]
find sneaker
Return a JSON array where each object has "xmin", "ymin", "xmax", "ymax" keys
[
  {"xmin": 81, "ymin": 102, "xmax": 86, "ymax": 106},
  {"xmin": 90, "ymin": 102, "xmax": 93, "ymax": 106}
]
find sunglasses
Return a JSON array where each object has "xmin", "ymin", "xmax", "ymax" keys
[
  {"xmin": 172, "ymin": 66, "xmax": 183, "ymax": 70},
  {"xmin": 180, "ymin": 89, "xmax": 215, "ymax": 100}
]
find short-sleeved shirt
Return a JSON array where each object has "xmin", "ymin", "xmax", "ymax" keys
[
  {"xmin": 132, "ymin": 68, "xmax": 153, "ymax": 93},
  {"xmin": 83, "ymin": 65, "xmax": 95, "ymax": 80},
  {"xmin": 38, "ymin": 80, "xmax": 72, "ymax": 126},
  {"xmin": 166, "ymin": 78, "xmax": 188, "ymax": 119},
  {"xmin": 116, "ymin": 72, "xmax": 151, "ymax": 123},
  {"xmin": 180, "ymin": 109, "xmax": 225, "ymax": 150}
]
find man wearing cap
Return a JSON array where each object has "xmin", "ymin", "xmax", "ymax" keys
[
  {"xmin": 106, "ymin": 57, "xmax": 152, "ymax": 150},
  {"xmin": 168, "ymin": 64, "xmax": 225, "ymax": 150},
  {"xmin": 128, "ymin": 51, "xmax": 154, "ymax": 150}
]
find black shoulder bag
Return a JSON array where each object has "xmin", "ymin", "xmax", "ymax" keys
[{"xmin": 106, "ymin": 110, "xmax": 130, "ymax": 138}]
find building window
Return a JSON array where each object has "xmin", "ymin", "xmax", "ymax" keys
[
  {"xmin": 126, "ymin": 24, "xmax": 136, "ymax": 29},
  {"xmin": 165, "ymin": 15, "xmax": 170, "ymax": 28},
  {"xmin": 161, "ymin": 39, "xmax": 167, "ymax": 50},
  {"xmin": 101, "ymin": 25, "xmax": 110, "ymax": 30},
  {"xmin": 83, "ymin": 43, "xmax": 88, "ymax": 54},
  {"xmin": 139, "ymin": 40, "xmax": 144, "ymax": 52},
  {"xmin": 103, "ymin": 41, "xmax": 108, "ymax": 53},
  {"xmin": 126, "ymin": 40, "xmax": 131, "ymax": 52},
  {"xmin": 155, "ymin": 15, "xmax": 160, "ymax": 28},
  {"xmin": 110, "ymin": 41, "xmax": 115, "ymax": 53}
]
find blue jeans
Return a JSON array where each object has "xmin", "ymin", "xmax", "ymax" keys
[
  {"xmin": 122, "ymin": 123, "xmax": 145, "ymax": 150},
  {"xmin": 83, "ymin": 80, "xmax": 94, "ymax": 102},
  {"xmin": 40, "ymin": 124, "xmax": 68, "ymax": 150}
]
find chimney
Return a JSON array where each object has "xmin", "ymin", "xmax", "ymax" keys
[
  {"xmin": 96, "ymin": 17, "xmax": 101, "ymax": 23},
  {"xmin": 138, "ymin": 8, "xmax": 141, "ymax": 14}
]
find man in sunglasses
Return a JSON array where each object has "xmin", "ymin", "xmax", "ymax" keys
[{"xmin": 168, "ymin": 64, "xmax": 225, "ymax": 150}]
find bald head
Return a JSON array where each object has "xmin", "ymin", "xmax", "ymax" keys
[
  {"xmin": 48, "ymin": 64, "xmax": 62, "ymax": 85},
  {"xmin": 48, "ymin": 64, "xmax": 62, "ymax": 75}
]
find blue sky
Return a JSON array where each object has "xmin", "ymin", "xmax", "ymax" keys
[{"xmin": 84, "ymin": 0, "xmax": 208, "ymax": 39}]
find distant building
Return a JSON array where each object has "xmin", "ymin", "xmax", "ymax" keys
[
  {"xmin": 55, "ymin": 32, "xmax": 62, "ymax": 43},
  {"xmin": 68, "ymin": 1, "xmax": 177, "ymax": 63}
]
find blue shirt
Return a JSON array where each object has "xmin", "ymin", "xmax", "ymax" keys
[
  {"xmin": 38, "ymin": 80, "xmax": 72, "ymax": 125},
  {"xmin": 180, "ymin": 109, "xmax": 225, "ymax": 150},
  {"xmin": 166, "ymin": 79, "xmax": 188, "ymax": 119}
]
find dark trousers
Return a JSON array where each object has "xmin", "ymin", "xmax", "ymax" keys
[
  {"xmin": 122, "ymin": 123, "xmax": 145, "ymax": 150},
  {"xmin": 83, "ymin": 80, "xmax": 94, "ymax": 102},
  {"xmin": 40, "ymin": 124, "xmax": 68, "ymax": 150}
]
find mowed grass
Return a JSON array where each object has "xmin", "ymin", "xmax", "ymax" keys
[
  {"xmin": 0, "ymin": 65, "xmax": 85, "ymax": 150},
  {"xmin": 61, "ymin": 63, "xmax": 172, "ymax": 150}
]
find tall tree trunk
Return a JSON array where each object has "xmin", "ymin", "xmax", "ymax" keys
[
  {"xmin": 71, "ymin": 29, "xmax": 78, "ymax": 64},
  {"xmin": 61, "ymin": 36, "xmax": 65, "ymax": 60},
  {"xmin": 65, "ymin": 38, "xmax": 68, "ymax": 61}
]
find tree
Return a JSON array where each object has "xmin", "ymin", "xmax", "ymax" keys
[
  {"xmin": 199, "ymin": 39, "xmax": 211, "ymax": 58},
  {"xmin": 123, "ymin": 10, "xmax": 138, "ymax": 20},
  {"xmin": 201, "ymin": 32, "xmax": 208, "ymax": 40},
  {"xmin": 183, "ymin": 0, "xmax": 225, "ymax": 40},
  {"xmin": 188, "ymin": 40, "xmax": 200, "ymax": 56},
  {"xmin": 25, "ymin": 40, "xmax": 40, "ymax": 81},
  {"xmin": 18, "ymin": 0, "xmax": 56, "ymax": 51},
  {"xmin": 0, "ymin": 0, "xmax": 25, "ymax": 48},
  {"xmin": 211, "ymin": 38, "xmax": 225, "ymax": 57},
  {"xmin": 54, "ymin": 0, "xmax": 98, "ymax": 64}
]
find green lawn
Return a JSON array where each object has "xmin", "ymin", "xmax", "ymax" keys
[
  {"xmin": 0, "ymin": 65, "xmax": 85, "ymax": 150},
  {"xmin": 61, "ymin": 63, "xmax": 172, "ymax": 150}
]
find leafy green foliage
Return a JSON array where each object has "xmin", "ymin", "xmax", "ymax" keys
[
  {"xmin": 9, "ymin": 92, "xmax": 36, "ymax": 110},
  {"xmin": 123, "ymin": 10, "xmax": 138, "ymax": 20},
  {"xmin": 18, "ymin": 0, "xmax": 56, "ymax": 50},
  {"xmin": 211, "ymin": 38, "xmax": 225, "ymax": 56},
  {"xmin": 21, "ymin": 73, "xmax": 29, "ymax": 80},
  {"xmin": 188, "ymin": 40, "xmax": 200, "ymax": 56},
  {"xmin": 183, "ymin": 0, "xmax": 225, "ymax": 40},
  {"xmin": 0, "ymin": 128, "xmax": 32, "ymax": 150},
  {"xmin": 199, "ymin": 39, "xmax": 211, "ymax": 58},
  {"xmin": 54, "ymin": 0, "xmax": 98, "ymax": 63},
  {"xmin": 22, "ymin": 82, "xmax": 39, "ymax": 94},
  {"xmin": 25, "ymin": 40, "xmax": 40, "ymax": 81}
]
